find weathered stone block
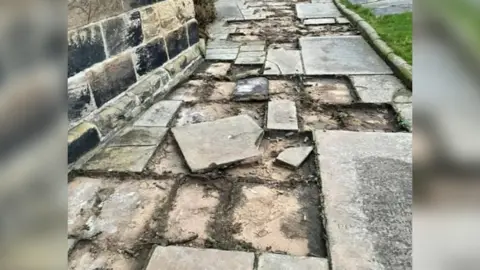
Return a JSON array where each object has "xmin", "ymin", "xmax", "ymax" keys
[
  {"xmin": 163, "ymin": 44, "xmax": 202, "ymax": 76},
  {"xmin": 68, "ymin": 25, "xmax": 106, "ymax": 77},
  {"xmin": 187, "ymin": 19, "xmax": 199, "ymax": 46},
  {"xmin": 102, "ymin": 11, "xmax": 143, "ymax": 57},
  {"xmin": 139, "ymin": 0, "xmax": 195, "ymax": 41},
  {"xmin": 134, "ymin": 37, "xmax": 169, "ymax": 76},
  {"xmin": 145, "ymin": 246, "xmax": 255, "ymax": 270},
  {"xmin": 128, "ymin": 68, "xmax": 170, "ymax": 102},
  {"xmin": 86, "ymin": 52, "xmax": 137, "ymax": 107},
  {"xmin": 68, "ymin": 122, "xmax": 101, "ymax": 164},
  {"xmin": 166, "ymin": 26, "xmax": 189, "ymax": 60},
  {"xmin": 68, "ymin": 73, "xmax": 97, "ymax": 123}
]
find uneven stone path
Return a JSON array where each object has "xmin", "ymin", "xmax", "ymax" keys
[{"xmin": 68, "ymin": 0, "xmax": 412, "ymax": 269}]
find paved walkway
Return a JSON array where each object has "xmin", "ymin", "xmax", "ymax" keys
[{"xmin": 68, "ymin": 0, "xmax": 412, "ymax": 269}]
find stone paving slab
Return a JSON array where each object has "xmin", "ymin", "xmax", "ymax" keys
[
  {"xmin": 300, "ymin": 36, "xmax": 392, "ymax": 75},
  {"xmin": 235, "ymin": 51, "xmax": 266, "ymax": 65},
  {"xmin": 258, "ymin": 253, "xmax": 329, "ymax": 270},
  {"xmin": 267, "ymin": 100, "xmax": 298, "ymax": 131},
  {"xmin": 362, "ymin": 0, "xmax": 412, "ymax": 16},
  {"xmin": 295, "ymin": 3, "xmax": 341, "ymax": 19},
  {"xmin": 304, "ymin": 78, "xmax": 353, "ymax": 104},
  {"xmin": 83, "ymin": 145, "xmax": 157, "ymax": 172},
  {"xmin": 304, "ymin": 18, "xmax": 336, "ymax": 25},
  {"xmin": 69, "ymin": 247, "xmax": 137, "ymax": 270},
  {"xmin": 349, "ymin": 75, "xmax": 406, "ymax": 103},
  {"xmin": 336, "ymin": 17, "xmax": 350, "ymax": 24},
  {"xmin": 108, "ymin": 126, "xmax": 168, "ymax": 147},
  {"xmin": 145, "ymin": 246, "xmax": 255, "ymax": 270},
  {"xmin": 314, "ymin": 130, "xmax": 412, "ymax": 270},
  {"xmin": 264, "ymin": 49, "xmax": 304, "ymax": 75},
  {"xmin": 172, "ymin": 115, "xmax": 264, "ymax": 172},
  {"xmin": 134, "ymin": 100, "xmax": 182, "ymax": 127},
  {"xmin": 206, "ymin": 48, "xmax": 239, "ymax": 60}
]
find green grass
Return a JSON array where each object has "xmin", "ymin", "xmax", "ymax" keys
[{"xmin": 340, "ymin": 0, "xmax": 412, "ymax": 65}]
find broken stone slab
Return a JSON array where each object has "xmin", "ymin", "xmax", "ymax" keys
[
  {"xmin": 276, "ymin": 146, "xmax": 313, "ymax": 168},
  {"xmin": 108, "ymin": 126, "xmax": 168, "ymax": 147},
  {"xmin": 349, "ymin": 75, "xmax": 407, "ymax": 103},
  {"xmin": 295, "ymin": 3, "xmax": 342, "ymax": 19},
  {"xmin": 314, "ymin": 130, "xmax": 412, "ymax": 270},
  {"xmin": 145, "ymin": 246, "xmax": 255, "ymax": 270},
  {"xmin": 171, "ymin": 115, "xmax": 264, "ymax": 173},
  {"xmin": 195, "ymin": 62, "xmax": 232, "ymax": 78},
  {"xmin": 233, "ymin": 77, "xmax": 269, "ymax": 101},
  {"xmin": 134, "ymin": 100, "xmax": 182, "ymax": 127},
  {"xmin": 304, "ymin": 18, "xmax": 336, "ymax": 25},
  {"xmin": 83, "ymin": 145, "xmax": 157, "ymax": 172},
  {"xmin": 258, "ymin": 253, "xmax": 329, "ymax": 270},
  {"xmin": 264, "ymin": 49, "xmax": 304, "ymax": 75},
  {"xmin": 235, "ymin": 51, "xmax": 266, "ymax": 65},
  {"xmin": 267, "ymin": 100, "xmax": 298, "ymax": 131},
  {"xmin": 300, "ymin": 36, "xmax": 392, "ymax": 75}
]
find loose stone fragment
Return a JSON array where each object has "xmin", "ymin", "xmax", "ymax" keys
[
  {"xmin": 267, "ymin": 100, "xmax": 298, "ymax": 131},
  {"xmin": 258, "ymin": 253, "xmax": 329, "ymax": 270},
  {"xmin": 233, "ymin": 77, "xmax": 269, "ymax": 101},
  {"xmin": 276, "ymin": 146, "xmax": 313, "ymax": 169},
  {"xmin": 336, "ymin": 17, "xmax": 350, "ymax": 24},
  {"xmin": 172, "ymin": 115, "xmax": 264, "ymax": 172},
  {"xmin": 145, "ymin": 246, "xmax": 255, "ymax": 270}
]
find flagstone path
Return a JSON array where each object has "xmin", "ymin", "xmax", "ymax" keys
[{"xmin": 68, "ymin": 0, "xmax": 412, "ymax": 269}]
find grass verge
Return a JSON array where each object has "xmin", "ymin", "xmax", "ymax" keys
[{"xmin": 340, "ymin": 0, "xmax": 412, "ymax": 65}]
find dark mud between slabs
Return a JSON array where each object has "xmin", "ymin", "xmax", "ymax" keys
[{"xmin": 299, "ymin": 103, "xmax": 405, "ymax": 132}]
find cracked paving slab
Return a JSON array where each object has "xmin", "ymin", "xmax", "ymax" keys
[{"xmin": 171, "ymin": 115, "xmax": 264, "ymax": 173}]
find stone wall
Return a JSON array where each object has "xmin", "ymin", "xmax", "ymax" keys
[{"xmin": 68, "ymin": 0, "xmax": 204, "ymax": 164}]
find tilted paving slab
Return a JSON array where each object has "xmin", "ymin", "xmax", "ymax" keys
[
  {"xmin": 264, "ymin": 49, "xmax": 304, "ymax": 75},
  {"xmin": 108, "ymin": 126, "xmax": 168, "ymax": 147},
  {"xmin": 267, "ymin": 100, "xmax": 298, "ymax": 131},
  {"xmin": 295, "ymin": 3, "xmax": 341, "ymax": 19},
  {"xmin": 349, "ymin": 75, "xmax": 406, "ymax": 103},
  {"xmin": 171, "ymin": 115, "xmax": 264, "ymax": 172},
  {"xmin": 145, "ymin": 246, "xmax": 255, "ymax": 270},
  {"xmin": 134, "ymin": 100, "xmax": 182, "ymax": 127},
  {"xmin": 276, "ymin": 146, "xmax": 313, "ymax": 169},
  {"xmin": 300, "ymin": 36, "xmax": 392, "ymax": 75},
  {"xmin": 258, "ymin": 253, "xmax": 329, "ymax": 270},
  {"xmin": 206, "ymin": 48, "xmax": 239, "ymax": 60},
  {"xmin": 314, "ymin": 130, "xmax": 412, "ymax": 270}
]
